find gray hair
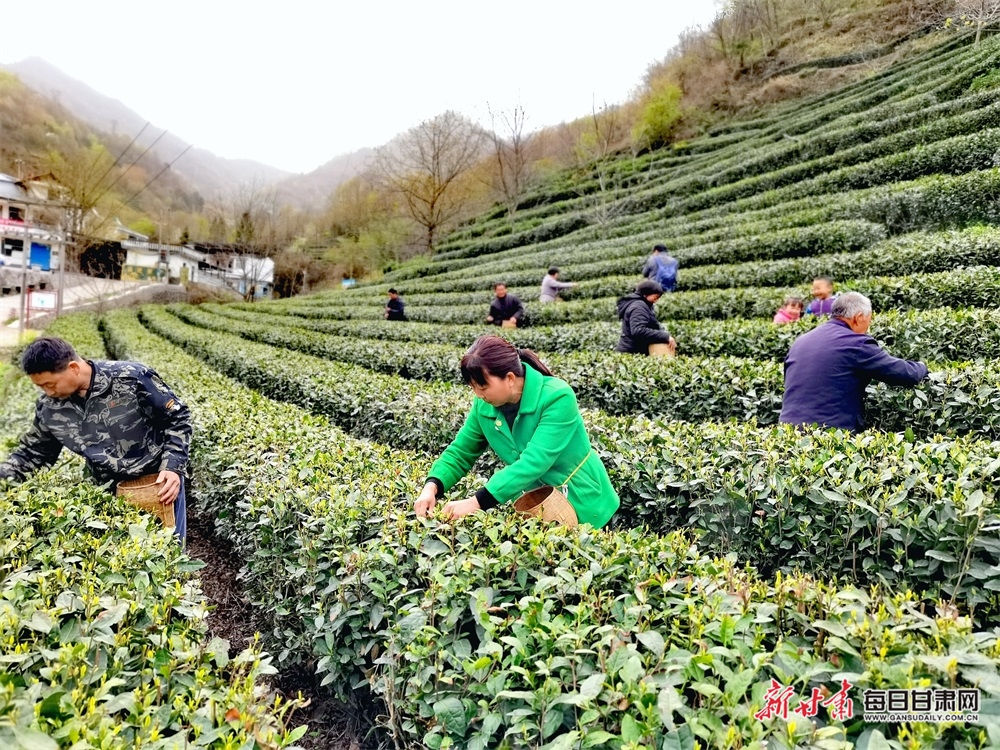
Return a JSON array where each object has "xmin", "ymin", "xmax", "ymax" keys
[{"xmin": 831, "ymin": 291, "xmax": 872, "ymax": 319}]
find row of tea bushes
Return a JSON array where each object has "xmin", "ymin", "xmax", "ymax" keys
[
  {"xmin": 386, "ymin": 208, "xmax": 872, "ymax": 283},
  {"xmin": 334, "ymin": 224, "xmax": 1000, "ymax": 306},
  {"xmin": 333, "ymin": 266, "xmax": 1000, "ymax": 325},
  {"xmin": 135, "ymin": 306, "xmax": 1000, "ymax": 614},
  {"xmin": 398, "ymin": 160, "xmax": 1000, "ymax": 288},
  {"xmin": 164, "ymin": 304, "xmax": 1000, "ymax": 440},
  {"xmin": 0, "ymin": 314, "xmax": 302, "ymax": 750},
  {"xmin": 416, "ymin": 222, "xmax": 1000, "ymax": 305},
  {"xmin": 210, "ymin": 304, "xmax": 1000, "ymax": 364},
  {"xmin": 379, "ymin": 219, "xmax": 887, "ymax": 295},
  {"xmin": 103, "ymin": 309, "xmax": 1000, "ymax": 750}
]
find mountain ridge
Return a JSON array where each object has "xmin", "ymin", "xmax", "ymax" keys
[{"xmin": 1, "ymin": 57, "xmax": 369, "ymax": 210}]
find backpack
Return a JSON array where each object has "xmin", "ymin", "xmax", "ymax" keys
[{"xmin": 655, "ymin": 256, "xmax": 678, "ymax": 290}]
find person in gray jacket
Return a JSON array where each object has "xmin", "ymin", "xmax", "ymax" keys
[
  {"xmin": 539, "ymin": 267, "xmax": 577, "ymax": 303},
  {"xmin": 0, "ymin": 337, "xmax": 192, "ymax": 539}
]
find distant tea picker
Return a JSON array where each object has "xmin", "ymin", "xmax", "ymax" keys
[{"xmin": 414, "ymin": 336, "xmax": 619, "ymax": 528}]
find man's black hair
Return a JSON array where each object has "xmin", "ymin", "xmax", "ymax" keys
[
  {"xmin": 21, "ymin": 337, "xmax": 79, "ymax": 375},
  {"xmin": 388, "ymin": 288, "xmax": 398, "ymax": 295},
  {"xmin": 548, "ymin": 266, "xmax": 559, "ymax": 276},
  {"xmin": 653, "ymin": 243, "xmax": 667, "ymax": 252},
  {"xmin": 813, "ymin": 276, "xmax": 834, "ymax": 284},
  {"xmin": 494, "ymin": 282, "xmax": 507, "ymax": 289}
]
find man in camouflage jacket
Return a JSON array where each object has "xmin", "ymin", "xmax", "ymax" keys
[{"xmin": 0, "ymin": 337, "xmax": 192, "ymax": 539}]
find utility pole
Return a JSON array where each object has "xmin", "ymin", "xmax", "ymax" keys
[
  {"xmin": 17, "ymin": 236, "xmax": 28, "ymax": 344},
  {"xmin": 55, "ymin": 220, "xmax": 67, "ymax": 317}
]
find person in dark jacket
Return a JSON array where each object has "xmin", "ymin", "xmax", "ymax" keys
[
  {"xmin": 615, "ymin": 279, "xmax": 675, "ymax": 355},
  {"xmin": 780, "ymin": 292, "xmax": 928, "ymax": 432},
  {"xmin": 486, "ymin": 283, "xmax": 526, "ymax": 327},
  {"xmin": 385, "ymin": 289, "xmax": 407, "ymax": 321},
  {"xmin": 0, "ymin": 337, "xmax": 192, "ymax": 539}
]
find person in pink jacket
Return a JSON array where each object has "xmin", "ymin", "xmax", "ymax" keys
[{"xmin": 774, "ymin": 296, "xmax": 804, "ymax": 325}]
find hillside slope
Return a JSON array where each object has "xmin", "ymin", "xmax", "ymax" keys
[
  {"xmin": 318, "ymin": 31, "xmax": 1000, "ymax": 311},
  {"xmin": 2, "ymin": 57, "xmax": 290, "ymax": 198}
]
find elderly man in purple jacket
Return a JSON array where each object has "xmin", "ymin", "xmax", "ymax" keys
[{"xmin": 780, "ymin": 292, "xmax": 928, "ymax": 432}]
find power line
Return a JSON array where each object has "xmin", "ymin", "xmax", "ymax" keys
[
  {"xmin": 85, "ymin": 122, "xmax": 150, "ymax": 197},
  {"xmin": 88, "ymin": 128, "xmax": 169, "ymax": 209},
  {"xmin": 111, "ymin": 143, "xmax": 193, "ymax": 216}
]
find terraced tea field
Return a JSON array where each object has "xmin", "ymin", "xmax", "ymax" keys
[{"xmin": 4, "ymin": 32, "xmax": 1000, "ymax": 750}]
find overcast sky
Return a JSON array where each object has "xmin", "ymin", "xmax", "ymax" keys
[{"xmin": 2, "ymin": 0, "xmax": 721, "ymax": 174}]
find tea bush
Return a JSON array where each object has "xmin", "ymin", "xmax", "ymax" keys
[
  {"xmin": 101, "ymin": 310, "xmax": 1000, "ymax": 750},
  {"xmin": 0, "ymin": 314, "xmax": 302, "ymax": 750},
  {"xmin": 163, "ymin": 304, "xmax": 1000, "ymax": 441}
]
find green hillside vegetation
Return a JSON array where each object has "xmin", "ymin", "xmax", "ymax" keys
[
  {"xmin": 75, "ymin": 25, "xmax": 1000, "ymax": 750},
  {"xmin": 314, "ymin": 0, "xmax": 988, "ymax": 280},
  {"xmin": 0, "ymin": 71, "xmax": 205, "ymax": 241}
]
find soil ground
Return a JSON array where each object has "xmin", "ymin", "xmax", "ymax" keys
[{"xmin": 186, "ymin": 507, "xmax": 377, "ymax": 750}]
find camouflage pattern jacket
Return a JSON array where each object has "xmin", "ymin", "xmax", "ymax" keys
[{"xmin": 0, "ymin": 360, "xmax": 192, "ymax": 486}]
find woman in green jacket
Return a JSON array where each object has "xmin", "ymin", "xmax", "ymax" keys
[{"xmin": 414, "ymin": 336, "xmax": 620, "ymax": 528}]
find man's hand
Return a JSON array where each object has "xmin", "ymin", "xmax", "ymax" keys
[
  {"xmin": 668, "ymin": 336, "xmax": 677, "ymax": 356},
  {"xmin": 414, "ymin": 482, "xmax": 438, "ymax": 517},
  {"xmin": 442, "ymin": 496, "xmax": 481, "ymax": 521},
  {"xmin": 486, "ymin": 315, "xmax": 494, "ymax": 323},
  {"xmin": 155, "ymin": 470, "xmax": 182, "ymax": 505}
]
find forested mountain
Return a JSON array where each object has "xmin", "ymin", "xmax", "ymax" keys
[{"xmin": 1, "ymin": 57, "xmax": 370, "ymax": 211}]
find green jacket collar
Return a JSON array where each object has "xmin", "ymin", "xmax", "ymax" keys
[{"xmin": 478, "ymin": 365, "xmax": 545, "ymax": 418}]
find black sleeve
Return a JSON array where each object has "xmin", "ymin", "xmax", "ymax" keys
[
  {"xmin": 474, "ymin": 486, "xmax": 499, "ymax": 510},
  {"xmin": 624, "ymin": 307, "xmax": 670, "ymax": 345},
  {"xmin": 512, "ymin": 297, "xmax": 525, "ymax": 321}
]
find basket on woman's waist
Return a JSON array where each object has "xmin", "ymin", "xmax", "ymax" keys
[
  {"xmin": 116, "ymin": 474, "xmax": 175, "ymax": 528},
  {"xmin": 513, "ymin": 486, "xmax": 578, "ymax": 528},
  {"xmin": 511, "ymin": 451, "xmax": 594, "ymax": 529},
  {"xmin": 649, "ymin": 342, "xmax": 674, "ymax": 357}
]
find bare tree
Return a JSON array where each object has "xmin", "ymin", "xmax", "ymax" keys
[
  {"xmin": 948, "ymin": 0, "xmax": 1000, "ymax": 44},
  {"xmin": 223, "ymin": 178, "xmax": 283, "ymax": 301},
  {"xmin": 375, "ymin": 111, "xmax": 486, "ymax": 253},
  {"xmin": 573, "ymin": 101, "xmax": 642, "ymax": 232},
  {"xmin": 486, "ymin": 103, "xmax": 537, "ymax": 220}
]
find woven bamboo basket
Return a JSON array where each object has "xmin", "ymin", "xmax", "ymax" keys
[
  {"xmin": 649, "ymin": 342, "xmax": 675, "ymax": 357},
  {"xmin": 117, "ymin": 474, "xmax": 175, "ymax": 528},
  {"xmin": 513, "ymin": 486, "xmax": 578, "ymax": 528},
  {"xmin": 501, "ymin": 319, "xmax": 518, "ymax": 329}
]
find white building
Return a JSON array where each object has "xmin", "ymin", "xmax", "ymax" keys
[
  {"xmin": 117, "ymin": 227, "xmax": 273, "ymax": 299},
  {"xmin": 0, "ymin": 173, "xmax": 64, "ymax": 291}
]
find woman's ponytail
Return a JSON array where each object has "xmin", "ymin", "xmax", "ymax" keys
[{"xmin": 517, "ymin": 348, "xmax": 554, "ymax": 377}]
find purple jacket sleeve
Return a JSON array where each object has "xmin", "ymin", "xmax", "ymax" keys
[{"xmin": 853, "ymin": 337, "xmax": 928, "ymax": 386}]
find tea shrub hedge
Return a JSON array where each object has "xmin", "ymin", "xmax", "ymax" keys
[
  {"xmin": 101, "ymin": 310, "xmax": 1000, "ymax": 750},
  {"xmin": 132, "ymin": 307, "xmax": 1000, "ymax": 615},
  {"xmin": 0, "ymin": 314, "xmax": 301, "ymax": 750}
]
